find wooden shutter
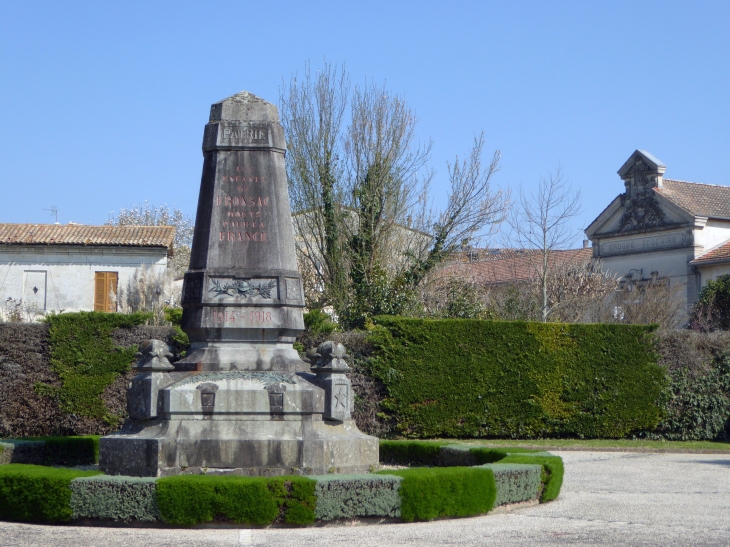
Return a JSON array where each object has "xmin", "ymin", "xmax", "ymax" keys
[{"xmin": 94, "ymin": 272, "xmax": 119, "ymax": 312}]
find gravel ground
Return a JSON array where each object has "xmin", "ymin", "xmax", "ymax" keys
[{"xmin": 1, "ymin": 451, "xmax": 729, "ymax": 546}]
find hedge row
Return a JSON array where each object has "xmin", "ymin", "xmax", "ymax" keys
[
  {"xmin": 378, "ymin": 440, "xmax": 563, "ymax": 503},
  {"xmin": 0, "ymin": 436, "xmax": 99, "ymax": 466},
  {"xmin": 368, "ymin": 316, "xmax": 666, "ymax": 439},
  {"xmin": 0, "ymin": 444, "xmax": 562, "ymax": 525}
]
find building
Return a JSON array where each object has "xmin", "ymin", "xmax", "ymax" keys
[
  {"xmin": 433, "ymin": 247, "xmax": 593, "ymax": 286},
  {"xmin": 585, "ymin": 150, "xmax": 730, "ymax": 316},
  {"xmin": 0, "ymin": 224, "xmax": 175, "ymax": 319}
]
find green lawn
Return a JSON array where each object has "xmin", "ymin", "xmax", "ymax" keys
[{"xmin": 423, "ymin": 438, "xmax": 730, "ymax": 452}]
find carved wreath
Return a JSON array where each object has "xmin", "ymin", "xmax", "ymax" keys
[{"xmin": 209, "ymin": 278, "xmax": 276, "ymax": 299}]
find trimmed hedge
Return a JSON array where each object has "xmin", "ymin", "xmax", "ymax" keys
[
  {"xmin": 377, "ymin": 467, "xmax": 496, "ymax": 522},
  {"xmin": 0, "ymin": 464, "xmax": 100, "ymax": 523},
  {"xmin": 380, "ymin": 440, "xmax": 509, "ymax": 467},
  {"xmin": 0, "ymin": 436, "xmax": 99, "ymax": 466},
  {"xmin": 368, "ymin": 316, "xmax": 665, "ymax": 438},
  {"xmin": 155, "ymin": 475, "xmax": 317, "ymax": 526},
  {"xmin": 71, "ymin": 475, "xmax": 158, "ymax": 522},
  {"xmin": 499, "ymin": 454, "xmax": 564, "ymax": 502},
  {"xmin": 314, "ymin": 474, "xmax": 402, "ymax": 520},
  {"xmin": 478, "ymin": 463, "xmax": 542, "ymax": 506}
]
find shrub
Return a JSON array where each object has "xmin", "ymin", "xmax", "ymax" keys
[
  {"xmin": 304, "ymin": 309, "xmax": 338, "ymax": 335},
  {"xmin": 377, "ymin": 467, "xmax": 496, "ymax": 522},
  {"xmin": 43, "ymin": 436, "xmax": 99, "ymax": 466},
  {"xmin": 156, "ymin": 475, "xmax": 316, "ymax": 526},
  {"xmin": 499, "ymin": 454, "xmax": 564, "ymax": 502},
  {"xmin": 0, "ymin": 464, "xmax": 100, "ymax": 523},
  {"xmin": 379, "ymin": 440, "xmax": 449, "ymax": 465},
  {"xmin": 313, "ymin": 474, "xmax": 402, "ymax": 520},
  {"xmin": 368, "ymin": 316, "xmax": 665, "ymax": 439},
  {"xmin": 652, "ymin": 357, "xmax": 730, "ymax": 441},
  {"xmin": 70, "ymin": 475, "xmax": 158, "ymax": 522},
  {"xmin": 478, "ymin": 463, "xmax": 542, "ymax": 506},
  {"xmin": 690, "ymin": 274, "xmax": 730, "ymax": 331},
  {"xmin": 39, "ymin": 312, "xmax": 151, "ymax": 424}
]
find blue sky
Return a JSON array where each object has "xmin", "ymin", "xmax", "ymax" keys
[{"xmin": 1, "ymin": 1, "xmax": 728, "ymax": 247}]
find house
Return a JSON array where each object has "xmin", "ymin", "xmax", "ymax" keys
[
  {"xmin": 0, "ymin": 223, "xmax": 175, "ymax": 319},
  {"xmin": 432, "ymin": 247, "xmax": 594, "ymax": 286},
  {"xmin": 585, "ymin": 150, "xmax": 730, "ymax": 315}
]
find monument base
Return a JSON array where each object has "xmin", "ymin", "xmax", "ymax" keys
[
  {"xmin": 100, "ymin": 417, "xmax": 378, "ymax": 477},
  {"xmin": 99, "ymin": 367, "xmax": 379, "ymax": 477}
]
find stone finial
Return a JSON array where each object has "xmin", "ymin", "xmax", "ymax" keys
[
  {"xmin": 133, "ymin": 340, "xmax": 175, "ymax": 371},
  {"xmin": 309, "ymin": 341, "xmax": 350, "ymax": 372},
  {"xmin": 209, "ymin": 91, "xmax": 279, "ymax": 123}
]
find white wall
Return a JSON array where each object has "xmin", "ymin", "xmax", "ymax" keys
[
  {"xmin": 0, "ymin": 245, "xmax": 168, "ymax": 319},
  {"xmin": 696, "ymin": 262, "xmax": 730, "ymax": 289}
]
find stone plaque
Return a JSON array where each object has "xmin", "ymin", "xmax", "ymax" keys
[{"xmin": 599, "ymin": 231, "xmax": 689, "ymax": 256}]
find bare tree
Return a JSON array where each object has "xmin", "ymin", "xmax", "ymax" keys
[
  {"xmin": 405, "ymin": 134, "xmax": 506, "ymax": 285},
  {"xmin": 280, "ymin": 62, "xmax": 350, "ymax": 310},
  {"xmin": 280, "ymin": 61, "xmax": 508, "ymax": 326},
  {"xmin": 105, "ymin": 202, "xmax": 194, "ymax": 279},
  {"xmin": 507, "ymin": 167, "xmax": 582, "ymax": 321}
]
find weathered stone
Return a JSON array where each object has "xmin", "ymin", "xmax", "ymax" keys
[
  {"xmin": 99, "ymin": 92, "xmax": 378, "ymax": 477},
  {"xmin": 133, "ymin": 340, "xmax": 175, "ymax": 371}
]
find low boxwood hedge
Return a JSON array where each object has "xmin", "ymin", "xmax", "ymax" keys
[
  {"xmin": 155, "ymin": 475, "xmax": 317, "ymax": 526},
  {"xmin": 71, "ymin": 475, "xmax": 158, "ymax": 522},
  {"xmin": 314, "ymin": 474, "xmax": 403, "ymax": 520},
  {"xmin": 0, "ymin": 436, "xmax": 99, "ymax": 466},
  {"xmin": 499, "ymin": 453, "xmax": 564, "ymax": 502},
  {"xmin": 0, "ymin": 442, "xmax": 562, "ymax": 525},
  {"xmin": 0, "ymin": 464, "xmax": 100, "ymax": 523},
  {"xmin": 377, "ymin": 466, "xmax": 497, "ymax": 522},
  {"xmin": 478, "ymin": 463, "xmax": 542, "ymax": 506}
]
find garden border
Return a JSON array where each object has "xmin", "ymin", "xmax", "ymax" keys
[{"xmin": 0, "ymin": 440, "xmax": 562, "ymax": 526}]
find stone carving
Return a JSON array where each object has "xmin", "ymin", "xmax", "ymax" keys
[
  {"xmin": 308, "ymin": 341, "xmax": 353, "ymax": 422},
  {"xmin": 133, "ymin": 340, "xmax": 175, "ymax": 371},
  {"xmin": 208, "ymin": 278, "xmax": 277, "ymax": 299},
  {"xmin": 171, "ymin": 370, "xmax": 297, "ymax": 388},
  {"xmin": 620, "ymin": 158, "xmax": 666, "ymax": 232},
  {"xmin": 197, "ymin": 383, "xmax": 219, "ymax": 419}
]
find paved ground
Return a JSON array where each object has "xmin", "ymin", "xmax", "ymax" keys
[{"xmin": 2, "ymin": 451, "xmax": 730, "ymax": 547}]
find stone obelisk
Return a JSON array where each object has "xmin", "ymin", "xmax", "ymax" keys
[
  {"xmin": 99, "ymin": 92, "xmax": 378, "ymax": 477},
  {"xmin": 178, "ymin": 92, "xmax": 305, "ymax": 372}
]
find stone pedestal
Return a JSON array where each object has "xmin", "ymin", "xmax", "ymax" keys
[{"xmin": 99, "ymin": 92, "xmax": 378, "ymax": 477}]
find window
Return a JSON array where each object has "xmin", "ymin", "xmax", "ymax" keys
[{"xmin": 94, "ymin": 272, "xmax": 118, "ymax": 312}]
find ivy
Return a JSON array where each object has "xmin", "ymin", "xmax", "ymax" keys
[{"xmin": 39, "ymin": 312, "xmax": 150, "ymax": 424}]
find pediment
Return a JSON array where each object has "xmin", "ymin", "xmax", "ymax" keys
[
  {"xmin": 587, "ymin": 150, "xmax": 692, "ymax": 239},
  {"xmin": 587, "ymin": 192, "xmax": 693, "ymax": 238}
]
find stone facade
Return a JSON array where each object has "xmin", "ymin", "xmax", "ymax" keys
[{"xmin": 586, "ymin": 150, "xmax": 730, "ymax": 317}]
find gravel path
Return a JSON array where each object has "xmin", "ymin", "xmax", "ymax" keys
[{"xmin": 1, "ymin": 451, "xmax": 729, "ymax": 546}]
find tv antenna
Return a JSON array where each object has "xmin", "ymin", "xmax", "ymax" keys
[{"xmin": 44, "ymin": 206, "xmax": 59, "ymax": 223}]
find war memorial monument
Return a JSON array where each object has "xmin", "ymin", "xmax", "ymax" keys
[{"xmin": 99, "ymin": 91, "xmax": 378, "ymax": 476}]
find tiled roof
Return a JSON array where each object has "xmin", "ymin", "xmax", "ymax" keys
[
  {"xmin": 433, "ymin": 248, "xmax": 593, "ymax": 285},
  {"xmin": 0, "ymin": 224, "xmax": 176, "ymax": 248},
  {"xmin": 691, "ymin": 241, "xmax": 730, "ymax": 265},
  {"xmin": 656, "ymin": 180, "xmax": 730, "ymax": 219}
]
